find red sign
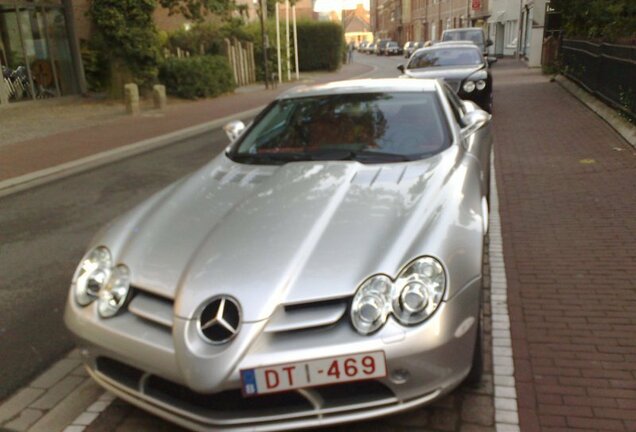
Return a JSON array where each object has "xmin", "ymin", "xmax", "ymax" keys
[{"xmin": 472, "ymin": 0, "xmax": 481, "ymax": 9}]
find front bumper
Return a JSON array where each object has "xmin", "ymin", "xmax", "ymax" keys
[
  {"xmin": 458, "ymin": 89, "xmax": 492, "ymax": 112},
  {"xmin": 65, "ymin": 276, "xmax": 481, "ymax": 431}
]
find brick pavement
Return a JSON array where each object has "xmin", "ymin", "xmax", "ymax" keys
[
  {"xmin": 0, "ymin": 63, "xmax": 371, "ymax": 182},
  {"xmin": 491, "ymin": 61, "xmax": 636, "ymax": 431}
]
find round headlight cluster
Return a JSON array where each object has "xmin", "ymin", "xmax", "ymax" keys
[
  {"xmin": 350, "ymin": 275, "xmax": 393, "ymax": 334},
  {"xmin": 351, "ymin": 257, "xmax": 446, "ymax": 335},
  {"xmin": 73, "ymin": 247, "xmax": 130, "ymax": 318},
  {"xmin": 462, "ymin": 81, "xmax": 476, "ymax": 93},
  {"xmin": 463, "ymin": 80, "xmax": 487, "ymax": 93}
]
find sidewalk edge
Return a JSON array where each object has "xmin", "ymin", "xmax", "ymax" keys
[
  {"xmin": 555, "ymin": 75, "xmax": 636, "ymax": 150},
  {"xmin": 0, "ymin": 106, "xmax": 264, "ymax": 199}
]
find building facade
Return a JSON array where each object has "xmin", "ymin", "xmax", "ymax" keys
[
  {"xmin": 373, "ymin": 0, "xmax": 491, "ymax": 44},
  {"xmin": 343, "ymin": 4, "xmax": 373, "ymax": 45}
]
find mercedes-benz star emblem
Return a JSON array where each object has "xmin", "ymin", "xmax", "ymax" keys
[{"xmin": 198, "ymin": 296, "xmax": 241, "ymax": 344}]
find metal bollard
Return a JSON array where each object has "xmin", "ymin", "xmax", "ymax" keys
[
  {"xmin": 124, "ymin": 83, "xmax": 140, "ymax": 115},
  {"xmin": 153, "ymin": 84, "xmax": 167, "ymax": 110}
]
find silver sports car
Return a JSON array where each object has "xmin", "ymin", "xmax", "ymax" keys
[{"xmin": 65, "ymin": 78, "xmax": 493, "ymax": 431}]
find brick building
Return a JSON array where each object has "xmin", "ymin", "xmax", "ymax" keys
[{"xmin": 372, "ymin": 0, "xmax": 490, "ymax": 44}]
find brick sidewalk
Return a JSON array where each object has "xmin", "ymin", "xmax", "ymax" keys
[
  {"xmin": 491, "ymin": 61, "xmax": 636, "ymax": 431},
  {"xmin": 0, "ymin": 63, "xmax": 371, "ymax": 183}
]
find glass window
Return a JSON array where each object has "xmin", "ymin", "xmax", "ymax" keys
[
  {"xmin": 1, "ymin": 5, "xmax": 34, "ymax": 102},
  {"xmin": 230, "ymin": 92, "xmax": 451, "ymax": 164},
  {"xmin": 408, "ymin": 47, "xmax": 483, "ymax": 69}
]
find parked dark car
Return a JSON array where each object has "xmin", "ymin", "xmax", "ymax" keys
[
  {"xmin": 384, "ymin": 41, "xmax": 403, "ymax": 56},
  {"xmin": 398, "ymin": 43, "xmax": 494, "ymax": 113},
  {"xmin": 375, "ymin": 39, "xmax": 391, "ymax": 55},
  {"xmin": 441, "ymin": 28, "xmax": 493, "ymax": 57}
]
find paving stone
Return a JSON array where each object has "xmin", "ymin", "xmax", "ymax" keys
[
  {"xmin": 86, "ymin": 400, "xmax": 111, "ymax": 413},
  {"xmin": 3, "ymin": 408, "xmax": 43, "ymax": 431},
  {"xmin": 429, "ymin": 408, "xmax": 460, "ymax": 431},
  {"xmin": 384, "ymin": 408, "xmax": 429, "ymax": 428},
  {"xmin": 0, "ymin": 387, "xmax": 45, "ymax": 423},
  {"xmin": 72, "ymin": 412, "xmax": 99, "ymax": 425},
  {"xmin": 70, "ymin": 365, "xmax": 89, "ymax": 377},
  {"xmin": 462, "ymin": 394, "xmax": 494, "ymax": 426},
  {"xmin": 63, "ymin": 426, "xmax": 86, "ymax": 432},
  {"xmin": 29, "ymin": 358, "xmax": 81, "ymax": 389},
  {"xmin": 29, "ymin": 378, "xmax": 102, "ymax": 432},
  {"xmin": 30, "ymin": 375, "xmax": 85, "ymax": 410}
]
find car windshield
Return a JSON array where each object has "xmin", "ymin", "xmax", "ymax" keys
[
  {"xmin": 230, "ymin": 92, "xmax": 450, "ymax": 164},
  {"xmin": 388, "ymin": 42, "xmax": 398, "ymax": 47},
  {"xmin": 442, "ymin": 30, "xmax": 484, "ymax": 46},
  {"xmin": 408, "ymin": 48, "xmax": 483, "ymax": 69}
]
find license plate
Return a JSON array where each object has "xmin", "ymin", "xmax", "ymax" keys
[{"xmin": 240, "ymin": 351, "xmax": 386, "ymax": 396}]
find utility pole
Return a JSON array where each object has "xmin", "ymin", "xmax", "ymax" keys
[
  {"xmin": 256, "ymin": 0, "xmax": 270, "ymax": 88},
  {"xmin": 515, "ymin": 0, "xmax": 524, "ymax": 60}
]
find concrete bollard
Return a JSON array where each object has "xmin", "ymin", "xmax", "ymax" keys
[
  {"xmin": 153, "ymin": 84, "xmax": 167, "ymax": 110},
  {"xmin": 124, "ymin": 83, "xmax": 140, "ymax": 115}
]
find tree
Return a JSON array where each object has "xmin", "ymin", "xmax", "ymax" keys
[
  {"xmin": 550, "ymin": 0, "xmax": 636, "ymax": 42},
  {"xmin": 158, "ymin": 0, "xmax": 235, "ymax": 22}
]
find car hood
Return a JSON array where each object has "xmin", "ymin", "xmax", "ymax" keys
[
  {"xmin": 96, "ymin": 147, "xmax": 481, "ymax": 322},
  {"xmin": 405, "ymin": 65, "xmax": 483, "ymax": 80}
]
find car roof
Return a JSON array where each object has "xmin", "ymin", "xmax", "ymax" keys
[
  {"xmin": 414, "ymin": 43, "xmax": 482, "ymax": 53},
  {"xmin": 443, "ymin": 27, "xmax": 484, "ymax": 33},
  {"xmin": 278, "ymin": 78, "xmax": 439, "ymax": 99},
  {"xmin": 434, "ymin": 41, "xmax": 481, "ymax": 48}
]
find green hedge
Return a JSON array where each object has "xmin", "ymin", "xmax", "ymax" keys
[
  {"xmin": 296, "ymin": 21, "xmax": 343, "ymax": 71},
  {"xmin": 159, "ymin": 55, "xmax": 235, "ymax": 99}
]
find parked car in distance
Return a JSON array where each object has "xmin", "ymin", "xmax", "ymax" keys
[
  {"xmin": 384, "ymin": 41, "xmax": 403, "ymax": 56},
  {"xmin": 405, "ymin": 41, "xmax": 425, "ymax": 58},
  {"xmin": 358, "ymin": 41, "xmax": 368, "ymax": 52},
  {"xmin": 375, "ymin": 39, "xmax": 391, "ymax": 55},
  {"xmin": 366, "ymin": 42, "xmax": 376, "ymax": 54},
  {"xmin": 441, "ymin": 28, "xmax": 493, "ymax": 57},
  {"xmin": 65, "ymin": 78, "xmax": 492, "ymax": 432},
  {"xmin": 398, "ymin": 43, "xmax": 494, "ymax": 112},
  {"xmin": 403, "ymin": 41, "xmax": 416, "ymax": 57}
]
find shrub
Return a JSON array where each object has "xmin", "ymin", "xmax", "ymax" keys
[
  {"xmin": 296, "ymin": 20, "xmax": 343, "ymax": 71},
  {"xmin": 159, "ymin": 55, "xmax": 235, "ymax": 99},
  {"xmin": 89, "ymin": 0, "xmax": 161, "ymax": 88}
]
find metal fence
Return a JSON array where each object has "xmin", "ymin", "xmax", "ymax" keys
[{"xmin": 561, "ymin": 39, "xmax": 636, "ymax": 121}]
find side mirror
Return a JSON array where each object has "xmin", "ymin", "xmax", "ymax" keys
[
  {"xmin": 487, "ymin": 39, "xmax": 493, "ymax": 47},
  {"xmin": 397, "ymin": 64, "xmax": 405, "ymax": 74},
  {"xmin": 223, "ymin": 120, "xmax": 246, "ymax": 142},
  {"xmin": 460, "ymin": 110, "xmax": 491, "ymax": 140},
  {"xmin": 487, "ymin": 56, "xmax": 498, "ymax": 67}
]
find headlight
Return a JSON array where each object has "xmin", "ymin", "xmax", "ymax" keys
[
  {"xmin": 351, "ymin": 275, "xmax": 393, "ymax": 335},
  {"xmin": 74, "ymin": 247, "xmax": 112, "ymax": 306},
  {"xmin": 98, "ymin": 264, "xmax": 131, "ymax": 318},
  {"xmin": 462, "ymin": 81, "xmax": 476, "ymax": 93},
  {"xmin": 476, "ymin": 80, "xmax": 487, "ymax": 91},
  {"xmin": 392, "ymin": 257, "xmax": 446, "ymax": 325},
  {"xmin": 351, "ymin": 256, "xmax": 446, "ymax": 334}
]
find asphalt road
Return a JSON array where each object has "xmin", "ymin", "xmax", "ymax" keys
[{"xmin": 0, "ymin": 53, "xmax": 404, "ymax": 400}]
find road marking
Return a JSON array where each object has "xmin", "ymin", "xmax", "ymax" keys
[{"xmin": 489, "ymin": 150, "xmax": 520, "ymax": 432}]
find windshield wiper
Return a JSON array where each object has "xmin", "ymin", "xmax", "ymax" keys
[{"xmin": 232, "ymin": 149, "xmax": 414, "ymax": 164}]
